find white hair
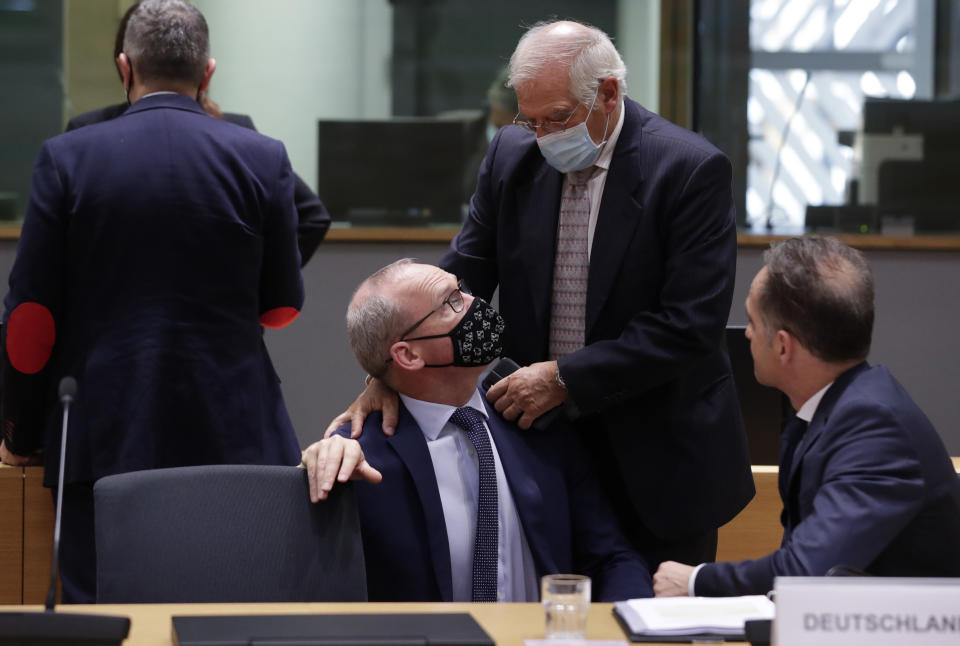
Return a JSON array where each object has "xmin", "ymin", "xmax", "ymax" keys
[{"xmin": 507, "ymin": 20, "xmax": 627, "ymax": 107}]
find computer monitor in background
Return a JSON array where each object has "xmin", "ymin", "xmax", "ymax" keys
[
  {"xmin": 855, "ymin": 98, "xmax": 960, "ymax": 232},
  {"xmin": 317, "ymin": 112, "xmax": 487, "ymax": 227}
]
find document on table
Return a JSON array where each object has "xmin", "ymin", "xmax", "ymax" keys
[{"xmin": 613, "ymin": 596, "xmax": 774, "ymax": 642}]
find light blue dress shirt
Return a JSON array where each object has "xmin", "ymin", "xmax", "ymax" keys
[{"xmin": 399, "ymin": 390, "xmax": 539, "ymax": 602}]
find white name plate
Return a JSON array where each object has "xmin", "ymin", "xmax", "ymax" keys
[{"xmin": 774, "ymin": 577, "xmax": 960, "ymax": 646}]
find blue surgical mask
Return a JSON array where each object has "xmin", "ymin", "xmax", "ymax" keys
[
  {"xmin": 536, "ymin": 94, "xmax": 612, "ymax": 174},
  {"xmin": 536, "ymin": 120, "xmax": 605, "ymax": 173}
]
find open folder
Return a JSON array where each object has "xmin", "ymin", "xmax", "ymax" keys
[{"xmin": 613, "ymin": 596, "xmax": 775, "ymax": 642}]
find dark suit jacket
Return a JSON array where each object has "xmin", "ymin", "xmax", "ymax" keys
[
  {"xmin": 341, "ymin": 393, "xmax": 652, "ymax": 602},
  {"xmin": 66, "ymin": 103, "xmax": 330, "ymax": 265},
  {"xmin": 440, "ymin": 98, "xmax": 754, "ymax": 542},
  {"xmin": 3, "ymin": 93, "xmax": 304, "ymax": 486},
  {"xmin": 696, "ymin": 363, "xmax": 960, "ymax": 595}
]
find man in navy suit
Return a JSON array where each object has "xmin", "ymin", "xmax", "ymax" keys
[
  {"xmin": 0, "ymin": 0, "xmax": 304, "ymax": 602},
  {"xmin": 332, "ymin": 19, "xmax": 753, "ymax": 572},
  {"xmin": 302, "ymin": 260, "xmax": 652, "ymax": 602},
  {"xmin": 63, "ymin": 1, "xmax": 330, "ymax": 266},
  {"xmin": 653, "ymin": 237, "xmax": 960, "ymax": 596}
]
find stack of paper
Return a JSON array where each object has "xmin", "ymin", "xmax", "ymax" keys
[{"xmin": 613, "ymin": 596, "xmax": 774, "ymax": 641}]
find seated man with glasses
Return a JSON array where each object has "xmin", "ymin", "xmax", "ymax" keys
[
  {"xmin": 329, "ymin": 19, "xmax": 752, "ymax": 577},
  {"xmin": 301, "ymin": 259, "xmax": 652, "ymax": 602}
]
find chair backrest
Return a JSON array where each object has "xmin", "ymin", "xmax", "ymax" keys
[
  {"xmin": 726, "ymin": 325, "xmax": 791, "ymax": 464},
  {"xmin": 94, "ymin": 464, "xmax": 366, "ymax": 603}
]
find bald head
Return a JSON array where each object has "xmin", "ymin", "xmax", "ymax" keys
[
  {"xmin": 508, "ymin": 19, "xmax": 627, "ymax": 107},
  {"xmin": 346, "ymin": 259, "xmax": 416, "ymax": 379}
]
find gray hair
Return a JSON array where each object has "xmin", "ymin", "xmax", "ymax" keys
[
  {"xmin": 346, "ymin": 259, "xmax": 416, "ymax": 379},
  {"xmin": 123, "ymin": 0, "xmax": 209, "ymax": 85},
  {"xmin": 507, "ymin": 20, "xmax": 627, "ymax": 107},
  {"xmin": 759, "ymin": 237, "xmax": 875, "ymax": 363}
]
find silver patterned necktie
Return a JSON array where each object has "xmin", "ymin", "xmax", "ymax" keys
[
  {"xmin": 449, "ymin": 406, "xmax": 498, "ymax": 602},
  {"xmin": 549, "ymin": 166, "xmax": 595, "ymax": 359}
]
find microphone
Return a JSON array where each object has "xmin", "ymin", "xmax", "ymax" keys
[
  {"xmin": 481, "ymin": 358, "xmax": 563, "ymax": 431},
  {"xmin": 46, "ymin": 377, "xmax": 76, "ymax": 611},
  {"xmin": 0, "ymin": 376, "xmax": 129, "ymax": 645}
]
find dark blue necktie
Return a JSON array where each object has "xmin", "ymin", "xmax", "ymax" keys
[
  {"xmin": 778, "ymin": 416, "xmax": 808, "ymax": 528},
  {"xmin": 450, "ymin": 406, "xmax": 498, "ymax": 602}
]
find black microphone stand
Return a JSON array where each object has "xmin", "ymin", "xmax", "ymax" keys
[{"xmin": 0, "ymin": 377, "xmax": 130, "ymax": 645}]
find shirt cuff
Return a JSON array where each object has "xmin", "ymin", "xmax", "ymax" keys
[{"xmin": 689, "ymin": 563, "xmax": 706, "ymax": 597}]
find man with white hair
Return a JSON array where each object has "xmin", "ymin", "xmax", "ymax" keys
[{"xmin": 334, "ymin": 19, "xmax": 754, "ymax": 574}]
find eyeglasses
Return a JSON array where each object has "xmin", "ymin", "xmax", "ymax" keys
[
  {"xmin": 512, "ymin": 106, "xmax": 580, "ymax": 134},
  {"xmin": 397, "ymin": 281, "xmax": 468, "ymax": 341}
]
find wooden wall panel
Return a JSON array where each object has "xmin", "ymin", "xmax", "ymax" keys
[
  {"xmin": 0, "ymin": 466, "xmax": 23, "ymax": 603},
  {"xmin": 716, "ymin": 466, "xmax": 783, "ymax": 563},
  {"xmin": 23, "ymin": 466, "xmax": 56, "ymax": 604}
]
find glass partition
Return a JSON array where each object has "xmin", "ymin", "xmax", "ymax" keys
[
  {"xmin": 0, "ymin": 0, "xmax": 664, "ymax": 231},
  {"xmin": 696, "ymin": 0, "xmax": 960, "ymax": 236}
]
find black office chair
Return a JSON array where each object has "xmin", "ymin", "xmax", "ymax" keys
[
  {"xmin": 94, "ymin": 464, "xmax": 367, "ymax": 603},
  {"xmin": 726, "ymin": 325, "xmax": 792, "ymax": 464}
]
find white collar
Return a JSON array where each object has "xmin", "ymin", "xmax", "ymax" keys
[
  {"xmin": 593, "ymin": 100, "xmax": 626, "ymax": 172},
  {"xmin": 795, "ymin": 381, "xmax": 833, "ymax": 423},
  {"xmin": 399, "ymin": 389, "xmax": 489, "ymax": 442}
]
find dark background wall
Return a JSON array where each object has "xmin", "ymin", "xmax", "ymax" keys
[{"xmin": 1, "ymin": 240, "xmax": 958, "ymax": 457}]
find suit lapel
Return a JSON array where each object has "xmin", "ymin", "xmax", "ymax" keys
[
  {"xmin": 516, "ymin": 163, "xmax": 563, "ymax": 338},
  {"xmin": 481, "ymin": 400, "xmax": 556, "ymax": 577},
  {"xmin": 386, "ymin": 408, "xmax": 454, "ymax": 601},
  {"xmin": 586, "ymin": 100, "xmax": 646, "ymax": 335},
  {"xmin": 784, "ymin": 363, "xmax": 871, "ymax": 505}
]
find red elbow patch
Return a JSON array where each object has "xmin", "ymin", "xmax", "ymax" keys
[
  {"xmin": 260, "ymin": 306, "xmax": 300, "ymax": 329},
  {"xmin": 6, "ymin": 302, "xmax": 56, "ymax": 375}
]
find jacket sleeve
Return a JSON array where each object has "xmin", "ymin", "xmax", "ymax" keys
[
  {"xmin": 2, "ymin": 142, "xmax": 67, "ymax": 454},
  {"xmin": 563, "ymin": 428, "xmax": 653, "ymax": 600},
  {"xmin": 258, "ymin": 141, "xmax": 305, "ymax": 329},
  {"xmin": 292, "ymin": 172, "xmax": 331, "ymax": 267}
]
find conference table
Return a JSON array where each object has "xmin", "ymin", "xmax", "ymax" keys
[{"xmin": 5, "ymin": 601, "xmax": 749, "ymax": 645}]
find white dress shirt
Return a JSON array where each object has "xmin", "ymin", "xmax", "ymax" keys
[
  {"xmin": 399, "ymin": 390, "xmax": 539, "ymax": 601},
  {"xmin": 687, "ymin": 381, "xmax": 834, "ymax": 595},
  {"xmin": 560, "ymin": 102, "xmax": 625, "ymax": 261}
]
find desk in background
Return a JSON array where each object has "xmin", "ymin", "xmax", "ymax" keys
[{"xmin": 0, "ymin": 602, "xmax": 748, "ymax": 646}]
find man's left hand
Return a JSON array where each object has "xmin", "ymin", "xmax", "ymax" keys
[
  {"xmin": 653, "ymin": 561, "xmax": 695, "ymax": 597},
  {"xmin": 0, "ymin": 439, "xmax": 41, "ymax": 466},
  {"xmin": 301, "ymin": 435, "xmax": 382, "ymax": 503},
  {"xmin": 486, "ymin": 360, "xmax": 567, "ymax": 430}
]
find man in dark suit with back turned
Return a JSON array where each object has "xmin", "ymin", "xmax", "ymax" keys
[
  {"xmin": 654, "ymin": 237, "xmax": 960, "ymax": 596},
  {"xmin": 331, "ymin": 19, "xmax": 754, "ymax": 573},
  {"xmin": 63, "ymin": 0, "xmax": 330, "ymax": 266},
  {"xmin": 302, "ymin": 260, "xmax": 652, "ymax": 602},
  {"xmin": 0, "ymin": 0, "xmax": 304, "ymax": 603}
]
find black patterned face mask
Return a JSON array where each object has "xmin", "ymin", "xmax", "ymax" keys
[{"xmin": 404, "ymin": 297, "xmax": 506, "ymax": 368}]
